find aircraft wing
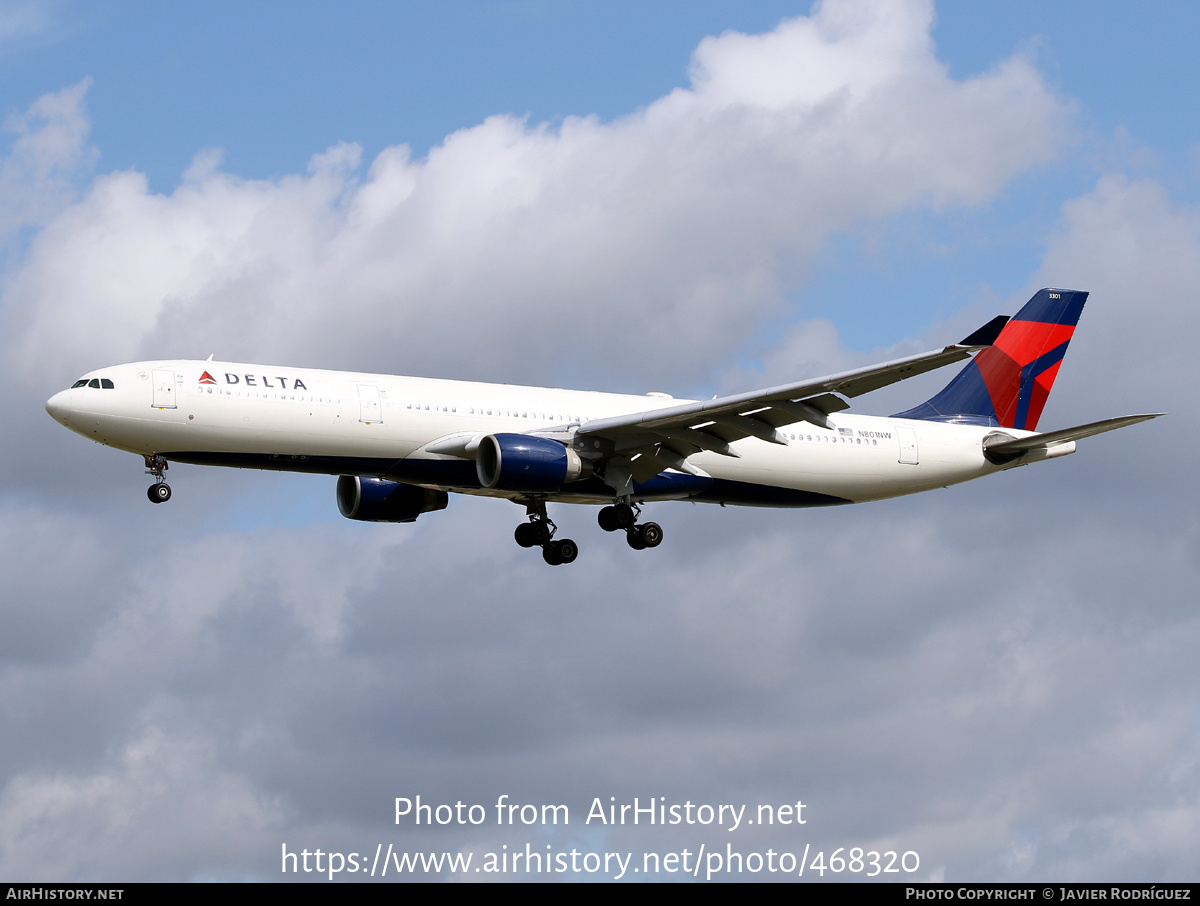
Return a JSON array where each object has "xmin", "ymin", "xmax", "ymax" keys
[
  {"xmin": 983, "ymin": 413, "xmax": 1164, "ymax": 464},
  {"xmin": 577, "ymin": 316, "xmax": 1011, "ymax": 461}
]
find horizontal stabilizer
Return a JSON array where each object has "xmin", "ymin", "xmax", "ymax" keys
[{"xmin": 983, "ymin": 413, "xmax": 1164, "ymax": 464}]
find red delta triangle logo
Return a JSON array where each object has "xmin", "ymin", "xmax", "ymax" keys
[{"xmin": 198, "ymin": 371, "xmax": 217, "ymax": 385}]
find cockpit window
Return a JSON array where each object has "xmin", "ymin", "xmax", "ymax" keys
[
  {"xmin": 87, "ymin": 379, "xmax": 101, "ymax": 389},
  {"xmin": 100, "ymin": 378, "xmax": 114, "ymax": 389},
  {"xmin": 71, "ymin": 379, "xmax": 88, "ymax": 388}
]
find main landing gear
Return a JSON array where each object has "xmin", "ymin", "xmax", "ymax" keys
[
  {"xmin": 512, "ymin": 499, "xmax": 665, "ymax": 565},
  {"xmin": 514, "ymin": 500, "xmax": 578, "ymax": 566},
  {"xmin": 597, "ymin": 502, "xmax": 663, "ymax": 551},
  {"xmin": 145, "ymin": 454, "xmax": 171, "ymax": 504}
]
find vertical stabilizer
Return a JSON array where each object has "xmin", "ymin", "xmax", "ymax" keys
[{"xmin": 893, "ymin": 288, "xmax": 1087, "ymax": 429}]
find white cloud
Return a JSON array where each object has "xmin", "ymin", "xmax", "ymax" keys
[
  {"xmin": 1033, "ymin": 173, "xmax": 1200, "ymax": 419},
  {"xmin": 0, "ymin": 722, "xmax": 286, "ymax": 880},
  {"xmin": 3, "ymin": 488, "xmax": 1194, "ymax": 879},
  {"xmin": 0, "ymin": 0, "xmax": 52, "ymax": 45},
  {"xmin": 2, "ymin": 0, "xmax": 1196, "ymax": 883},
  {"xmin": 2, "ymin": 0, "xmax": 1068, "ymax": 393},
  {"xmin": 0, "ymin": 78, "xmax": 94, "ymax": 243}
]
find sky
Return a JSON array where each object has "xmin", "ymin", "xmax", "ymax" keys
[{"xmin": 0, "ymin": 0, "xmax": 1197, "ymax": 883}]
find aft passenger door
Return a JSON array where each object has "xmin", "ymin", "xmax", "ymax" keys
[{"xmin": 896, "ymin": 425, "xmax": 919, "ymax": 464}]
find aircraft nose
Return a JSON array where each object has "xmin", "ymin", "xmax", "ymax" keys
[{"xmin": 45, "ymin": 390, "xmax": 72, "ymax": 426}]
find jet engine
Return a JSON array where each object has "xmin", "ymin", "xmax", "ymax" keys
[
  {"xmin": 475, "ymin": 433, "xmax": 586, "ymax": 492},
  {"xmin": 336, "ymin": 476, "xmax": 448, "ymax": 522}
]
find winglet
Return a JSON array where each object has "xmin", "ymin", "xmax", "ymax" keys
[{"xmin": 957, "ymin": 315, "xmax": 1009, "ymax": 348}]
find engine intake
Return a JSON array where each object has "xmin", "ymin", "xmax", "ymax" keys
[
  {"xmin": 336, "ymin": 476, "xmax": 448, "ymax": 522},
  {"xmin": 476, "ymin": 433, "xmax": 585, "ymax": 492}
]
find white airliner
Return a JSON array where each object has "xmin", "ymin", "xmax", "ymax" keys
[{"xmin": 45, "ymin": 289, "xmax": 1159, "ymax": 565}]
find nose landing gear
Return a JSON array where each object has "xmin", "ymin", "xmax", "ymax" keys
[
  {"xmin": 514, "ymin": 500, "xmax": 578, "ymax": 566},
  {"xmin": 145, "ymin": 454, "xmax": 171, "ymax": 503},
  {"xmin": 147, "ymin": 482, "xmax": 172, "ymax": 503},
  {"xmin": 598, "ymin": 501, "xmax": 663, "ymax": 551}
]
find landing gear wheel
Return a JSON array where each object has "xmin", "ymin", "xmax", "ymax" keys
[
  {"xmin": 148, "ymin": 482, "xmax": 172, "ymax": 504},
  {"xmin": 601, "ymin": 503, "xmax": 637, "ymax": 532},
  {"xmin": 598, "ymin": 506, "xmax": 620, "ymax": 532},
  {"xmin": 542, "ymin": 539, "xmax": 579, "ymax": 565},
  {"xmin": 626, "ymin": 526, "xmax": 648, "ymax": 550},
  {"xmin": 639, "ymin": 521, "xmax": 663, "ymax": 548},
  {"xmin": 515, "ymin": 520, "xmax": 553, "ymax": 548},
  {"xmin": 516, "ymin": 499, "xmax": 567, "ymax": 560}
]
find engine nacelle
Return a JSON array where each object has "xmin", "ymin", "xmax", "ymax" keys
[
  {"xmin": 336, "ymin": 476, "xmax": 448, "ymax": 523},
  {"xmin": 475, "ymin": 433, "xmax": 585, "ymax": 492}
]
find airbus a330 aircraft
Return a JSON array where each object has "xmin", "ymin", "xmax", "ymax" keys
[{"xmin": 46, "ymin": 288, "xmax": 1159, "ymax": 565}]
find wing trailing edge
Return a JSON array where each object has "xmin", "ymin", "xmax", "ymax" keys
[{"xmin": 578, "ymin": 318, "xmax": 1004, "ymax": 455}]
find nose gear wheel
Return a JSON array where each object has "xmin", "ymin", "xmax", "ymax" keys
[{"xmin": 144, "ymin": 454, "xmax": 171, "ymax": 504}]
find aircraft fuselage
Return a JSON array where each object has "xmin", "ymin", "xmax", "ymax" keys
[{"xmin": 45, "ymin": 358, "xmax": 1045, "ymax": 509}]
